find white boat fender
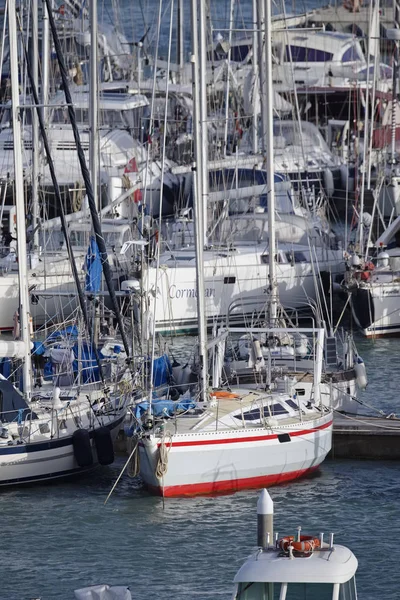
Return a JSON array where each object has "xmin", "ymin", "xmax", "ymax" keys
[
  {"xmin": 340, "ymin": 164, "xmax": 350, "ymax": 190},
  {"xmin": 354, "ymin": 356, "xmax": 368, "ymax": 389},
  {"xmin": 323, "ymin": 168, "xmax": 334, "ymax": 198},
  {"xmin": 251, "ymin": 339, "xmax": 264, "ymax": 363},
  {"xmin": 52, "ymin": 386, "xmax": 64, "ymax": 410},
  {"xmin": 72, "ymin": 429, "xmax": 94, "ymax": 468},
  {"xmin": 12, "ymin": 310, "xmax": 20, "ymax": 340}
]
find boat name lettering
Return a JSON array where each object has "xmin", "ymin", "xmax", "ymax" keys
[{"xmin": 169, "ymin": 285, "xmax": 216, "ymax": 299}]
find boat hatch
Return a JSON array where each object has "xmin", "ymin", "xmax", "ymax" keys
[{"xmin": 233, "ymin": 578, "xmax": 357, "ymax": 599}]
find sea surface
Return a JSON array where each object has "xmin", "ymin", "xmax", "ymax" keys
[{"xmin": 0, "ymin": 333, "xmax": 399, "ymax": 600}]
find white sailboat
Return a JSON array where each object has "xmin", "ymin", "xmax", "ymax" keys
[
  {"xmin": 0, "ymin": 0, "xmax": 130, "ymax": 486},
  {"xmin": 346, "ymin": 217, "xmax": 400, "ymax": 337},
  {"xmin": 135, "ymin": 0, "xmax": 333, "ymax": 498}
]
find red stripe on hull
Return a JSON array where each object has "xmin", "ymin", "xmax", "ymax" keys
[
  {"xmin": 155, "ymin": 419, "xmax": 332, "ymax": 448},
  {"xmin": 145, "ymin": 464, "xmax": 321, "ymax": 498}
]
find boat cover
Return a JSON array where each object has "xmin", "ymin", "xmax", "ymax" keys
[
  {"xmin": 74, "ymin": 585, "xmax": 132, "ymax": 600},
  {"xmin": 0, "ymin": 377, "xmax": 37, "ymax": 423}
]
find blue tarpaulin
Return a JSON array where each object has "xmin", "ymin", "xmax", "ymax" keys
[
  {"xmin": 152, "ymin": 354, "xmax": 172, "ymax": 387},
  {"xmin": 125, "ymin": 396, "xmax": 197, "ymax": 436},
  {"xmin": 73, "ymin": 342, "xmax": 101, "ymax": 383},
  {"xmin": 46, "ymin": 326, "xmax": 79, "ymax": 342},
  {"xmin": 85, "ymin": 236, "xmax": 102, "ymax": 293}
]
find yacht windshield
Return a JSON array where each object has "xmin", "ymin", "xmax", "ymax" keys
[
  {"xmin": 219, "ymin": 217, "xmax": 269, "ymax": 245},
  {"xmin": 235, "ymin": 582, "xmax": 336, "ymax": 600},
  {"xmin": 273, "ymin": 121, "xmax": 330, "ymax": 155}
]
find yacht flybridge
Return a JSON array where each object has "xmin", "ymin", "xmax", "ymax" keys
[{"xmin": 232, "ymin": 489, "xmax": 359, "ymax": 600}]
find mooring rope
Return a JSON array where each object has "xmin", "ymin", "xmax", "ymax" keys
[{"xmin": 155, "ymin": 432, "xmax": 172, "ymax": 479}]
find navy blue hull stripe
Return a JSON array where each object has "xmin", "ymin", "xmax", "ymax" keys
[{"xmin": 0, "ymin": 414, "xmax": 125, "ymax": 456}]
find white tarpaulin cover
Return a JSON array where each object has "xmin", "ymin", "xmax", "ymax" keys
[{"xmin": 74, "ymin": 585, "xmax": 132, "ymax": 600}]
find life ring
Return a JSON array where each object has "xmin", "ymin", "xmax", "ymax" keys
[
  {"xmin": 279, "ymin": 535, "xmax": 320, "ymax": 553},
  {"xmin": 360, "ymin": 271, "xmax": 371, "ymax": 281},
  {"xmin": 212, "ymin": 390, "xmax": 239, "ymax": 399}
]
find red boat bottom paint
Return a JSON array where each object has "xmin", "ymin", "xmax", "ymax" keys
[{"xmin": 145, "ymin": 464, "xmax": 321, "ymax": 498}]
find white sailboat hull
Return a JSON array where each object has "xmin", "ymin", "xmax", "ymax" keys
[
  {"xmin": 351, "ymin": 280, "xmax": 400, "ymax": 337},
  {"xmin": 139, "ymin": 249, "xmax": 343, "ymax": 334},
  {"xmin": 139, "ymin": 413, "xmax": 332, "ymax": 497},
  {"xmin": 0, "ymin": 414, "xmax": 124, "ymax": 486}
]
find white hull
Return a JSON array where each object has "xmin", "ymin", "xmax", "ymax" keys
[
  {"xmin": 0, "ymin": 414, "xmax": 124, "ymax": 486},
  {"xmin": 139, "ymin": 413, "xmax": 332, "ymax": 497},
  {"xmin": 351, "ymin": 280, "xmax": 400, "ymax": 337},
  {"xmin": 139, "ymin": 248, "xmax": 343, "ymax": 333}
]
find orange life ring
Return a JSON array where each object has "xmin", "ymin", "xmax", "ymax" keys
[
  {"xmin": 212, "ymin": 390, "xmax": 239, "ymax": 399},
  {"xmin": 279, "ymin": 535, "xmax": 320, "ymax": 553},
  {"xmin": 360, "ymin": 271, "xmax": 371, "ymax": 281}
]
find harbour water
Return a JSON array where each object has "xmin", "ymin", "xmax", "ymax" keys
[{"xmin": 1, "ymin": 334, "xmax": 399, "ymax": 600}]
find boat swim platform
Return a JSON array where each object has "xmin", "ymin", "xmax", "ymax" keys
[{"xmin": 331, "ymin": 413, "xmax": 400, "ymax": 459}]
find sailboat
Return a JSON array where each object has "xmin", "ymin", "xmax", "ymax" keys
[
  {"xmin": 0, "ymin": 0, "xmax": 131, "ymax": 486},
  {"xmin": 135, "ymin": 0, "xmax": 333, "ymax": 498},
  {"xmin": 345, "ymin": 214, "xmax": 400, "ymax": 337}
]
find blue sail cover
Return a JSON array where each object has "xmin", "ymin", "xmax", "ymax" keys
[{"xmin": 85, "ymin": 236, "xmax": 102, "ymax": 293}]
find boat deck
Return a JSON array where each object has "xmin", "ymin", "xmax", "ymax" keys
[
  {"xmin": 308, "ymin": 5, "xmax": 396, "ymax": 38},
  {"xmin": 159, "ymin": 390, "xmax": 327, "ymax": 436}
]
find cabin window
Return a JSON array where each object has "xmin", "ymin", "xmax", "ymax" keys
[
  {"xmin": 339, "ymin": 578, "xmax": 357, "ymax": 600},
  {"xmin": 284, "ymin": 45, "xmax": 333, "ymax": 62},
  {"xmin": 231, "ymin": 44, "xmax": 252, "ymax": 63},
  {"xmin": 284, "ymin": 583, "xmax": 334, "ymax": 599},
  {"xmin": 234, "ymin": 408, "xmax": 263, "ymax": 421},
  {"xmin": 286, "ymin": 399, "xmax": 300, "ymax": 410},
  {"xmin": 261, "ymin": 253, "xmax": 282, "ymax": 265},
  {"xmin": 234, "ymin": 404, "xmax": 288, "ymax": 421},
  {"xmin": 285, "ymin": 251, "xmax": 307, "ymax": 264},
  {"xmin": 235, "ymin": 582, "xmax": 277, "ymax": 599},
  {"xmin": 341, "ymin": 44, "xmax": 363, "ymax": 63},
  {"xmin": 269, "ymin": 403, "xmax": 289, "ymax": 416}
]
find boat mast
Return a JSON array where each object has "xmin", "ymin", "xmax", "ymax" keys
[
  {"xmin": 198, "ymin": 0, "xmax": 209, "ymax": 248},
  {"xmin": 259, "ymin": 0, "xmax": 278, "ymax": 323},
  {"xmin": 177, "ymin": 0, "xmax": 184, "ymax": 84},
  {"xmin": 31, "ymin": 0, "xmax": 39, "ymax": 250},
  {"xmin": 9, "ymin": 0, "xmax": 33, "ymax": 397},
  {"xmin": 191, "ymin": 0, "xmax": 208, "ymax": 403},
  {"xmin": 41, "ymin": 0, "xmax": 50, "ymax": 125},
  {"xmin": 252, "ymin": 0, "xmax": 259, "ymax": 154},
  {"xmin": 256, "ymin": 0, "xmax": 266, "ymax": 151},
  {"xmin": 223, "ymin": 0, "xmax": 235, "ymax": 156},
  {"xmin": 89, "ymin": 0, "xmax": 99, "ymax": 212}
]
